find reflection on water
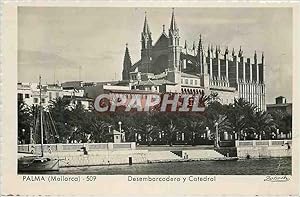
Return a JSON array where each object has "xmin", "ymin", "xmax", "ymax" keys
[{"xmin": 21, "ymin": 157, "xmax": 292, "ymax": 175}]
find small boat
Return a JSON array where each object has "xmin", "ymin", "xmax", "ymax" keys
[
  {"xmin": 18, "ymin": 156, "xmax": 59, "ymax": 172},
  {"xmin": 18, "ymin": 76, "xmax": 59, "ymax": 172}
]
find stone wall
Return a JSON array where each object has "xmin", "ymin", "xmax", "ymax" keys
[
  {"xmin": 236, "ymin": 140, "xmax": 292, "ymax": 159},
  {"xmin": 44, "ymin": 150, "xmax": 148, "ymax": 167},
  {"xmin": 18, "ymin": 142, "xmax": 136, "ymax": 154}
]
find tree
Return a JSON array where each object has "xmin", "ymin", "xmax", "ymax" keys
[
  {"xmin": 157, "ymin": 113, "xmax": 182, "ymax": 146},
  {"xmin": 226, "ymin": 98, "xmax": 257, "ymax": 140},
  {"xmin": 48, "ymin": 97, "xmax": 73, "ymax": 143},
  {"xmin": 85, "ymin": 112, "xmax": 111, "ymax": 143},
  {"xmin": 134, "ymin": 112, "xmax": 159, "ymax": 146},
  {"xmin": 205, "ymin": 95, "xmax": 229, "ymax": 138},
  {"xmin": 18, "ymin": 101, "xmax": 33, "ymax": 144},
  {"xmin": 269, "ymin": 110, "xmax": 292, "ymax": 138},
  {"xmin": 183, "ymin": 113, "xmax": 206, "ymax": 145},
  {"xmin": 249, "ymin": 111, "xmax": 277, "ymax": 140}
]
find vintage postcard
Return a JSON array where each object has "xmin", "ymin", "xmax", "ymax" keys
[{"xmin": 1, "ymin": 1, "xmax": 299, "ymax": 196}]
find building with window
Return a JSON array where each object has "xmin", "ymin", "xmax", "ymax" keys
[
  {"xmin": 267, "ymin": 96, "xmax": 292, "ymax": 115},
  {"xmin": 17, "ymin": 82, "xmax": 92, "ymax": 110}
]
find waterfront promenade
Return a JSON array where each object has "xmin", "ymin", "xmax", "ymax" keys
[{"xmin": 18, "ymin": 140, "xmax": 292, "ymax": 168}]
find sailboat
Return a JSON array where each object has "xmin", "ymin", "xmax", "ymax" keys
[{"xmin": 18, "ymin": 76, "xmax": 59, "ymax": 172}]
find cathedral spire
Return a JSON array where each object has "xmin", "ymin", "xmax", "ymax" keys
[
  {"xmin": 141, "ymin": 12, "xmax": 152, "ymax": 50},
  {"xmin": 254, "ymin": 50, "xmax": 257, "ymax": 64},
  {"xmin": 215, "ymin": 45, "xmax": 219, "ymax": 57},
  {"xmin": 238, "ymin": 46, "xmax": 243, "ymax": 57},
  {"xmin": 169, "ymin": 8, "xmax": 178, "ymax": 32},
  {"xmin": 168, "ymin": 8, "xmax": 180, "ymax": 70},
  {"xmin": 143, "ymin": 12, "xmax": 151, "ymax": 36},
  {"xmin": 122, "ymin": 43, "xmax": 132, "ymax": 81},
  {"xmin": 192, "ymin": 41, "xmax": 196, "ymax": 50},
  {"xmin": 197, "ymin": 34, "xmax": 203, "ymax": 55},
  {"xmin": 197, "ymin": 34, "xmax": 204, "ymax": 73},
  {"xmin": 225, "ymin": 46, "xmax": 229, "ymax": 55}
]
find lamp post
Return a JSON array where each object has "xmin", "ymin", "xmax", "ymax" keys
[
  {"xmin": 118, "ymin": 121, "xmax": 122, "ymax": 133},
  {"xmin": 121, "ymin": 129, "xmax": 125, "ymax": 142},
  {"xmin": 108, "ymin": 125, "xmax": 112, "ymax": 134},
  {"xmin": 118, "ymin": 121, "xmax": 125, "ymax": 142},
  {"xmin": 22, "ymin": 129, "xmax": 25, "ymax": 144},
  {"xmin": 215, "ymin": 122, "xmax": 219, "ymax": 148}
]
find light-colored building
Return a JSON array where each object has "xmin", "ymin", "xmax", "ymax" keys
[{"xmin": 17, "ymin": 82, "xmax": 92, "ymax": 110}]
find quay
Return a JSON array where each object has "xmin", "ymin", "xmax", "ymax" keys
[{"xmin": 18, "ymin": 140, "xmax": 292, "ymax": 167}]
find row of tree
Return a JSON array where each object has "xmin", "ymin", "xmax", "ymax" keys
[{"xmin": 18, "ymin": 95, "xmax": 292, "ymax": 146}]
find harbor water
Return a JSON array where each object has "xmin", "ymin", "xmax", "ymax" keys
[{"xmin": 22, "ymin": 157, "xmax": 291, "ymax": 175}]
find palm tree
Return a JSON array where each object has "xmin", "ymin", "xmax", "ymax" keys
[
  {"xmin": 156, "ymin": 113, "xmax": 181, "ymax": 146},
  {"xmin": 208, "ymin": 92, "xmax": 221, "ymax": 104},
  {"xmin": 88, "ymin": 113, "xmax": 111, "ymax": 143},
  {"xmin": 205, "ymin": 95, "xmax": 229, "ymax": 137},
  {"xmin": 183, "ymin": 114, "xmax": 206, "ymax": 145},
  {"xmin": 226, "ymin": 98, "xmax": 257, "ymax": 140},
  {"xmin": 48, "ymin": 97, "xmax": 72, "ymax": 143},
  {"xmin": 249, "ymin": 111, "xmax": 277, "ymax": 140},
  {"xmin": 135, "ymin": 113, "xmax": 159, "ymax": 146}
]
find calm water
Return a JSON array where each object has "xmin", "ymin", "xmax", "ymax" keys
[{"xmin": 39, "ymin": 157, "xmax": 291, "ymax": 175}]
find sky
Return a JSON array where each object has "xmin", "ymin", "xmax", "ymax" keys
[{"xmin": 18, "ymin": 7, "xmax": 293, "ymax": 104}]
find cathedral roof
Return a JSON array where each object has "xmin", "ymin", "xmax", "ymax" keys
[
  {"xmin": 153, "ymin": 33, "xmax": 169, "ymax": 49},
  {"xmin": 131, "ymin": 60, "xmax": 141, "ymax": 71}
]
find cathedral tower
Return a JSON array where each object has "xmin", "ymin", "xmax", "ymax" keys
[
  {"xmin": 197, "ymin": 34, "xmax": 204, "ymax": 74},
  {"xmin": 122, "ymin": 43, "xmax": 132, "ymax": 80},
  {"xmin": 141, "ymin": 12, "xmax": 153, "ymax": 73},
  {"xmin": 168, "ymin": 9, "xmax": 181, "ymax": 70}
]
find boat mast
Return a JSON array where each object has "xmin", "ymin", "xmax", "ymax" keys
[{"xmin": 39, "ymin": 75, "xmax": 44, "ymax": 157}]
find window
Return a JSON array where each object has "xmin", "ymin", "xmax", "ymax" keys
[
  {"xmin": 34, "ymin": 98, "xmax": 38, "ymax": 103},
  {"xmin": 17, "ymin": 93, "xmax": 23, "ymax": 101},
  {"xmin": 41, "ymin": 98, "xmax": 45, "ymax": 103},
  {"xmin": 181, "ymin": 79, "xmax": 183, "ymax": 84},
  {"xmin": 56, "ymin": 92, "xmax": 59, "ymax": 98},
  {"xmin": 190, "ymin": 79, "xmax": 193, "ymax": 85},
  {"xmin": 25, "ymin": 94, "xmax": 30, "ymax": 98},
  {"xmin": 49, "ymin": 92, "xmax": 52, "ymax": 100},
  {"xmin": 185, "ymin": 79, "xmax": 188, "ymax": 84},
  {"xmin": 195, "ymin": 80, "xmax": 198, "ymax": 85}
]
